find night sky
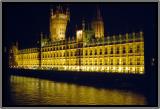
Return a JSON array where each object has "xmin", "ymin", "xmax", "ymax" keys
[{"xmin": 3, "ymin": 3, "xmax": 157, "ymax": 53}]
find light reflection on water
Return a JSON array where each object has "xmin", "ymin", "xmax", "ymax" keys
[{"xmin": 10, "ymin": 75, "xmax": 147, "ymax": 105}]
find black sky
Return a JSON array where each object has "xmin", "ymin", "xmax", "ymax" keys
[{"xmin": 3, "ymin": 3, "xmax": 157, "ymax": 51}]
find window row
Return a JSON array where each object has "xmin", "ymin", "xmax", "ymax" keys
[
  {"xmin": 42, "ymin": 46, "xmax": 144, "ymax": 58},
  {"xmin": 85, "ymin": 46, "xmax": 143, "ymax": 55},
  {"xmin": 41, "ymin": 44, "xmax": 144, "ymax": 53},
  {"xmin": 42, "ymin": 44, "xmax": 78, "ymax": 52},
  {"xmin": 19, "ymin": 48, "xmax": 38, "ymax": 53},
  {"xmin": 17, "ymin": 55, "xmax": 38, "ymax": 59},
  {"xmin": 40, "ymin": 58, "xmax": 143, "ymax": 65}
]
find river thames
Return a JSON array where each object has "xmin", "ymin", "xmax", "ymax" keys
[{"xmin": 6, "ymin": 75, "xmax": 148, "ymax": 105}]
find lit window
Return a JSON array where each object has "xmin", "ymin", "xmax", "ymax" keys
[
  {"xmin": 137, "ymin": 58, "xmax": 140, "ymax": 65},
  {"xmin": 129, "ymin": 46, "xmax": 132, "ymax": 53},
  {"xmin": 95, "ymin": 49, "xmax": 97, "ymax": 55},
  {"xmin": 130, "ymin": 58, "xmax": 132, "ymax": 65},
  {"xmin": 123, "ymin": 59, "xmax": 126, "ymax": 65},
  {"xmin": 90, "ymin": 50, "xmax": 92, "ymax": 55},
  {"xmin": 110, "ymin": 47, "xmax": 113, "ymax": 54},
  {"xmin": 105, "ymin": 59, "xmax": 107, "ymax": 65},
  {"xmin": 117, "ymin": 59, "xmax": 119, "ymax": 65},
  {"xmin": 137, "ymin": 45, "xmax": 140, "ymax": 53},
  {"xmin": 116, "ymin": 47, "xmax": 119, "ymax": 54},
  {"xmin": 100, "ymin": 49, "xmax": 102, "ymax": 55},
  {"xmin": 60, "ymin": 52, "xmax": 61, "ymax": 57},
  {"xmin": 100, "ymin": 59, "xmax": 102, "ymax": 65},
  {"xmin": 95, "ymin": 59, "xmax": 97, "ymax": 65},
  {"xmin": 105, "ymin": 48, "xmax": 107, "ymax": 54},
  {"xmin": 123, "ymin": 46, "xmax": 125, "ymax": 53},
  {"xmin": 67, "ymin": 51, "xmax": 69, "ymax": 56},
  {"xmin": 86, "ymin": 50, "xmax": 88, "ymax": 55},
  {"xmin": 110, "ymin": 59, "xmax": 113, "ymax": 65}
]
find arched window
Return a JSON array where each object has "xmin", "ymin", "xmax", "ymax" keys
[
  {"xmin": 77, "ymin": 51, "xmax": 79, "ymax": 56},
  {"xmin": 117, "ymin": 59, "xmax": 119, "ymax": 65},
  {"xmin": 105, "ymin": 48, "xmax": 107, "ymax": 54},
  {"xmin": 105, "ymin": 59, "xmax": 107, "ymax": 65},
  {"xmin": 110, "ymin": 59, "xmax": 113, "ymax": 65},
  {"xmin": 137, "ymin": 45, "xmax": 140, "ymax": 53},
  {"xmin": 67, "ymin": 51, "xmax": 69, "ymax": 57},
  {"xmin": 100, "ymin": 59, "xmax": 102, "ymax": 65},
  {"xmin": 116, "ymin": 47, "xmax": 119, "ymax": 54},
  {"xmin": 59, "ymin": 52, "xmax": 61, "ymax": 57},
  {"xmin": 100, "ymin": 49, "xmax": 102, "ymax": 55},
  {"xmin": 129, "ymin": 46, "xmax": 132, "ymax": 53},
  {"xmin": 123, "ymin": 46, "xmax": 125, "ymax": 53},
  {"xmin": 130, "ymin": 58, "xmax": 132, "ymax": 65},
  {"xmin": 137, "ymin": 58, "xmax": 140, "ymax": 65},
  {"xmin": 123, "ymin": 58, "xmax": 126, "ymax": 65},
  {"xmin": 90, "ymin": 50, "xmax": 92, "ymax": 55},
  {"xmin": 80, "ymin": 49, "xmax": 83, "ymax": 55},
  {"xmin": 110, "ymin": 47, "xmax": 113, "ymax": 54},
  {"xmin": 85, "ymin": 60, "xmax": 88, "ymax": 65},
  {"xmin": 85, "ymin": 50, "xmax": 88, "ymax": 55},
  {"xmin": 95, "ymin": 59, "xmax": 97, "ymax": 65},
  {"xmin": 90, "ymin": 59, "xmax": 92, "ymax": 65},
  {"xmin": 95, "ymin": 49, "xmax": 97, "ymax": 55}
]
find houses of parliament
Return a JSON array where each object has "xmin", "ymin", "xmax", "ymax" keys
[{"xmin": 9, "ymin": 5, "xmax": 144, "ymax": 74}]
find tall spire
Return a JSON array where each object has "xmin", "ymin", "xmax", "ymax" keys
[
  {"xmin": 56, "ymin": 4, "xmax": 63, "ymax": 13},
  {"xmin": 66, "ymin": 6, "xmax": 70, "ymax": 15},
  {"xmin": 82, "ymin": 18, "xmax": 85, "ymax": 31},
  {"xmin": 50, "ymin": 9, "xmax": 53, "ymax": 16},
  {"xmin": 60, "ymin": 5, "xmax": 63, "ymax": 13},
  {"xmin": 91, "ymin": 5, "xmax": 104, "ymax": 38},
  {"xmin": 40, "ymin": 32, "xmax": 43, "ymax": 41},
  {"xmin": 96, "ymin": 5, "xmax": 102, "ymax": 20},
  {"xmin": 16, "ymin": 41, "xmax": 18, "ymax": 48},
  {"xmin": 56, "ymin": 5, "xmax": 60, "ymax": 13}
]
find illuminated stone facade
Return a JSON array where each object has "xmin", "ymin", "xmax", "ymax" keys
[
  {"xmin": 9, "ymin": 6, "xmax": 144, "ymax": 74},
  {"xmin": 50, "ymin": 6, "xmax": 70, "ymax": 41},
  {"xmin": 91, "ymin": 7, "xmax": 104, "ymax": 38}
]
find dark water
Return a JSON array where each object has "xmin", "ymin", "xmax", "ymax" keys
[{"xmin": 8, "ymin": 75, "xmax": 147, "ymax": 105}]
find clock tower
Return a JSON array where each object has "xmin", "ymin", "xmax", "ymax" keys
[{"xmin": 50, "ymin": 5, "xmax": 70, "ymax": 41}]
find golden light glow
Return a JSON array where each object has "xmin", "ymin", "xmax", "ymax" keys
[
  {"xmin": 9, "ymin": 6, "xmax": 145, "ymax": 75},
  {"xmin": 118, "ymin": 67, "xmax": 122, "ymax": 72},
  {"xmin": 76, "ymin": 30, "xmax": 83, "ymax": 41},
  {"xmin": 10, "ymin": 75, "xmax": 147, "ymax": 105}
]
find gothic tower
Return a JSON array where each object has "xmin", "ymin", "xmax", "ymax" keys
[
  {"xmin": 91, "ymin": 6, "xmax": 104, "ymax": 39},
  {"xmin": 50, "ymin": 5, "xmax": 70, "ymax": 41}
]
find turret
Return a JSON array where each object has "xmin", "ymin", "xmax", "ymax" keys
[
  {"xmin": 50, "ymin": 9, "xmax": 53, "ymax": 16},
  {"xmin": 40, "ymin": 32, "xmax": 43, "ymax": 47},
  {"xmin": 66, "ymin": 7, "xmax": 70, "ymax": 16},
  {"xmin": 82, "ymin": 18, "xmax": 85, "ymax": 31},
  {"xmin": 91, "ymin": 6, "xmax": 104, "ymax": 39},
  {"xmin": 50, "ymin": 5, "xmax": 70, "ymax": 41},
  {"xmin": 16, "ymin": 41, "xmax": 18, "ymax": 48},
  {"xmin": 11, "ymin": 41, "xmax": 19, "ymax": 55}
]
